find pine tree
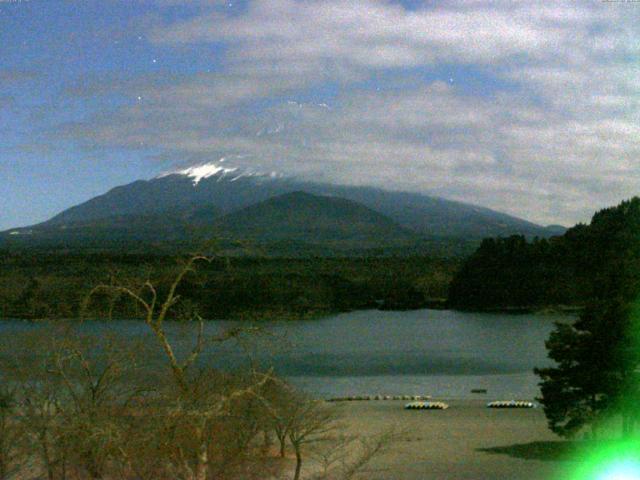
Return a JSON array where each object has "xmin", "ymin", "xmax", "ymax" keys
[{"xmin": 536, "ymin": 198, "xmax": 640, "ymax": 439}]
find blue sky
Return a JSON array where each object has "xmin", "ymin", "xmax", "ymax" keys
[{"xmin": 1, "ymin": 0, "xmax": 639, "ymax": 230}]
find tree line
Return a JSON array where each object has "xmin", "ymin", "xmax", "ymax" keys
[
  {"xmin": 0, "ymin": 253, "xmax": 457, "ymax": 321},
  {"xmin": 447, "ymin": 199, "xmax": 640, "ymax": 311}
]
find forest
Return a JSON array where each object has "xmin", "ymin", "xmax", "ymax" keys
[
  {"xmin": 0, "ymin": 252, "xmax": 457, "ymax": 320},
  {"xmin": 448, "ymin": 197, "xmax": 640, "ymax": 311}
]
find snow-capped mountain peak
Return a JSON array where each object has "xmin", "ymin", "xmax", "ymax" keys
[
  {"xmin": 158, "ymin": 158, "xmax": 285, "ymax": 186},
  {"xmin": 160, "ymin": 161, "xmax": 238, "ymax": 186}
]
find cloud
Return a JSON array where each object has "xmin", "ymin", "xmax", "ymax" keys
[
  {"xmin": 56, "ymin": 0, "xmax": 640, "ymax": 226},
  {"xmin": 152, "ymin": 0, "xmax": 575, "ymax": 65}
]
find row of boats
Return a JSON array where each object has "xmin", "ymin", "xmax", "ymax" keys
[
  {"xmin": 328, "ymin": 395, "xmax": 432, "ymax": 402},
  {"xmin": 405, "ymin": 401, "xmax": 449, "ymax": 410},
  {"xmin": 404, "ymin": 400, "xmax": 536, "ymax": 410},
  {"xmin": 326, "ymin": 396, "xmax": 536, "ymax": 409}
]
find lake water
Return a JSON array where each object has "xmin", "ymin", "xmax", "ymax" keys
[{"xmin": 0, "ymin": 309, "xmax": 570, "ymax": 400}]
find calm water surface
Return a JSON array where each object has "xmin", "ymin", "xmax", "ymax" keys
[{"xmin": 0, "ymin": 309, "xmax": 571, "ymax": 400}]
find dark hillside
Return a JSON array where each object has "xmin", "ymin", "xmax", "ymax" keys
[
  {"xmin": 448, "ymin": 197, "xmax": 640, "ymax": 311},
  {"xmin": 212, "ymin": 191, "xmax": 415, "ymax": 245}
]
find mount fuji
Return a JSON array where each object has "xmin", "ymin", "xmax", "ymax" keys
[{"xmin": 1, "ymin": 161, "xmax": 565, "ymax": 254}]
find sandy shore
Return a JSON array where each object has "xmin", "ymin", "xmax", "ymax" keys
[{"xmin": 336, "ymin": 399, "xmax": 566, "ymax": 480}]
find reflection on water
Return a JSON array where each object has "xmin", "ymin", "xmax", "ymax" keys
[{"xmin": 0, "ymin": 309, "xmax": 571, "ymax": 400}]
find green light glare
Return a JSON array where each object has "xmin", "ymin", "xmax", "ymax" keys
[
  {"xmin": 564, "ymin": 441, "xmax": 640, "ymax": 480},
  {"xmin": 595, "ymin": 460, "xmax": 640, "ymax": 480}
]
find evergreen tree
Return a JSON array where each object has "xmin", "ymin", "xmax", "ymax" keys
[
  {"xmin": 535, "ymin": 298, "xmax": 640, "ymax": 438},
  {"xmin": 536, "ymin": 198, "xmax": 640, "ymax": 439}
]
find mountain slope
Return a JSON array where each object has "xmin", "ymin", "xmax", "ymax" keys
[
  {"xmin": 210, "ymin": 191, "xmax": 415, "ymax": 245},
  {"xmin": 302, "ymin": 184, "xmax": 558, "ymax": 238}
]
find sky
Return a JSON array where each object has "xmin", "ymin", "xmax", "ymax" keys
[{"xmin": 1, "ymin": 0, "xmax": 639, "ymax": 230}]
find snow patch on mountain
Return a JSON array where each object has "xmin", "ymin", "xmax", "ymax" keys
[
  {"xmin": 158, "ymin": 158, "xmax": 285, "ymax": 186},
  {"xmin": 173, "ymin": 162, "xmax": 238, "ymax": 185}
]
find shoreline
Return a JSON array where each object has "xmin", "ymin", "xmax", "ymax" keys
[
  {"xmin": 448, "ymin": 305, "xmax": 583, "ymax": 315},
  {"xmin": 0, "ymin": 303, "xmax": 580, "ymax": 322}
]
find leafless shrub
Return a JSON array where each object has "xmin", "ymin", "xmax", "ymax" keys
[
  {"xmin": 0, "ymin": 253, "xmax": 398, "ymax": 480},
  {"xmin": 310, "ymin": 429, "xmax": 404, "ymax": 480},
  {"xmin": 0, "ymin": 385, "xmax": 24, "ymax": 480},
  {"xmin": 83, "ymin": 255, "xmax": 277, "ymax": 480}
]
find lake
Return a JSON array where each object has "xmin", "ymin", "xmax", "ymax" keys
[{"xmin": 0, "ymin": 309, "xmax": 570, "ymax": 400}]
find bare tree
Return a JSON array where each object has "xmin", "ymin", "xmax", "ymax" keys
[
  {"xmin": 6, "ymin": 327, "xmax": 140, "ymax": 480},
  {"xmin": 116, "ymin": 399, "xmax": 177, "ymax": 480},
  {"xmin": 0, "ymin": 385, "xmax": 24, "ymax": 480},
  {"xmin": 51, "ymin": 334, "xmax": 139, "ymax": 479},
  {"xmin": 309, "ymin": 429, "xmax": 403, "ymax": 480},
  {"xmin": 261, "ymin": 382, "xmax": 402, "ymax": 480},
  {"xmin": 260, "ymin": 379, "xmax": 297, "ymax": 459},
  {"xmin": 83, "ymin": 254, "xmax": 273, "ymax": 480},
  {"xmin": 17, "ymin": 358, "xmax": 68, "ymax": 480},
  {"xmin": 83, "ymin": 255, "xmax": 212, "ymax": 391},
  {"xmin": 286, "ymin": 396, "xmax": 340, "ymax": 480}
]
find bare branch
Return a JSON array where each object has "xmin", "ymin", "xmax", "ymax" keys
[
  {"xmin": 180, "ymin": 314, "xmax": 205, "ymax": 373},
  {"xmin": 83, "ymin": 285, "xmax": 153, "ymax": 323},
  {"xmin": 157, "ymin": 256, "xmax": 211, "ymax": 325}
]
